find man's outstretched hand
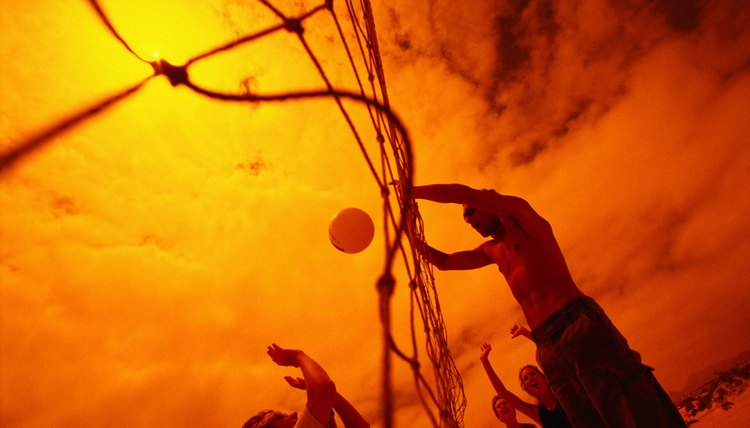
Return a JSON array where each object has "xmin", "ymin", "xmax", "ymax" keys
[{"xmin": 510, "ymin": 324, "xmax": 532, "ymax": 340}]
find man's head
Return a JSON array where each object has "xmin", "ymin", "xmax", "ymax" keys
[
  {"xmin": 519, "ymin": 365, "xmax": 548, "ymax": 397},
  {"xmin": 462, "ymin": 205, "xmax": 505, "ymax": 239},
  {"xmin": 491, "ymin": 395, "xmax": 517, "ymax": 422},
  {"xmin": 243, "ymin": 410, "xmax": 298, "ymax": 428}
]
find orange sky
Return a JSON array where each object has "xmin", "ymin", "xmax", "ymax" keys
[{"xmin": 2, "ymin": 0, "xmax": 750, "ymax": 427}]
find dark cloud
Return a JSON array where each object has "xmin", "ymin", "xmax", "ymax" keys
[
  {"xmin": 509, "ymin": 139, "xmax": 548, "ymax": 166},
  {"xmin": 652, "ymin": 0, "xmax": 703, "ymax": 33},
  {"xmin": 449, "ymin": 0, "xmax": 722, "ymax": 169},
  {"xmin": 2, "ymin": 1, "xmax": 750, "ymax": 426},
  {"xmin": 491, "ymin": 0, "xmax": 557, "ymax": 83},
  {"xmin": 235, "ymin": 159, "xmax": 267, "ymax": 175},
  {"xmin": 52, "ymin": 196, "xmax": 80, "ymax": 216},
  {"xmin": 384, "ymin": 7, "xmax": 413, "ymax": 53}
]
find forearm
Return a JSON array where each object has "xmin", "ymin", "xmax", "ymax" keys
[
  {"xmin": 414, "ymin": 184, "xmax": 535, "ymax": 223},
  {"xmin": 419, "ymin": 243, "xmax": 492, "ymax": 271},
  {"xmin": 416, "ymin": 242, "xmax": 449, "ymax": 268},
  {"xmin": 297, "ymin": 354, "xmax": 337, "ymax": 421},
  {"xmin": 481, "ymin": 359, "xmax": 510, "ymax": 395},
  {"xmin": 297, "ymin": 353, "xmax": 332, "ymax": 386},
  {"xmin": 333, "ymin": 392, "xmax": 370, "ymax": 428},
  {"xmin": 413, "ymin": 184, "xmax": 472, "ymax": 204}
]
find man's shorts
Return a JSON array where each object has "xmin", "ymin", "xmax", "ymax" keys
[{"xmin": 532, "ymin": 296, "xmax": 687, "ymax": 428}]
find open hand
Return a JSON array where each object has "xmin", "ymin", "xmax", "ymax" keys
[
  {"xmin": 480, "ymin": 343, "xmax": 492, "ymax": 362},
  {"xmin": 510, "ymin": 324, "xmax": 531, "ymax": 339},
  {"xmin": 284, "ymin": 376, "xmax": 306, "ymax": 390},
  {"xmin": 267, "ymin": 343, "xmax": 303, "ymax": 368}
]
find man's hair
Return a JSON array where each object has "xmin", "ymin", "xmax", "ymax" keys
[{"xmin": 462, "ymin": 189, "xmax": 499, "ymax": 219}]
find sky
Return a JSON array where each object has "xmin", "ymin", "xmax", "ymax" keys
[{"xmin": 1, "ymin": 0, "xmax": 749, "ymax": 427}]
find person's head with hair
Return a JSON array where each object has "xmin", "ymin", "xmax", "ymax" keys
[
  {"xmin": 242, "ymin": 409, "xmax": 297, "ymax": 428},
  {"xmin": 491, "ymin": 395, "xmax": 503, "ymax": 419},
  {"xmin": 518, "ymin": 364, "xmax": 549, "ymax": 399},
  {"xmin": 491, "ymin": 395, "xmax": 516, "ymax": 423},
  {"xmin": 461, "ymin": 194, "xmax": 506, "ymax": 240},
  {"xmin": 492, "ymin": 395, "xmax": 538, "ymax": 427}
]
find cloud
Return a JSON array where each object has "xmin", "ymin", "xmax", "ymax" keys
[
  {"xmin": 376, "ymin": 0, "xmax": 750, "ymax": 423},
  {"xmin": 2, "ymin": 0, "xmax": 750, "ymax": 427}
]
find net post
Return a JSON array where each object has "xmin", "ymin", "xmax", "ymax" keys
[{"xmin": 377, "ymin": 272, "xmax": 395, "ymax": 428}]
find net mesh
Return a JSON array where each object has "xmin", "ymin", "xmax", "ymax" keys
[{"xmin": 0, "ymin": 1, "xmax": 467, "ymax": 426}]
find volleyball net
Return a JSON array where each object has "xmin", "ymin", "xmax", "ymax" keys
[{"xmin": 0, "ymin": 1, "xmax": 466, "ymax": 426}]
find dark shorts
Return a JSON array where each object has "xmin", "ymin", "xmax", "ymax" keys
[{"xmin": 532, "ymin": 296, "xmax": 686, "ymax": 428}]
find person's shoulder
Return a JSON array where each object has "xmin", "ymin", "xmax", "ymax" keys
[
  {"xmin": 476, "ymin": 188, "xmax": 502, "ymax": 198},
  {"xmin": 477, "ymin": 238, "xmax": 502, "ymax": 252}
]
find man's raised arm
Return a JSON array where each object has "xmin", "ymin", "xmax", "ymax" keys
[
  {"xmin": 267, "ymin": 344, "xmax": 336, "ymax": 425},
  {"xmin": 417, "ymin": 241, "xmax": 493, "ymax": 271},
  {"xmin": 412, "ymin": 183, "xmax": 475, "ymax": 204},
  {"xmin": 413, "ymin": 183, "xmax": 543, "ymax": 226}
]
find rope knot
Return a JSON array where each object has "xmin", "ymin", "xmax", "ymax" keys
[
  {"xmin": 284, "ymin": 18, "xmax": 304, "ymax": 35},
  {"xmin": 151, "ymin": 59, "xmax": 188, "ymax": 87},
  {"xmin": 377, "ymin": 273, "xmax": 395, "ymax": 295}
]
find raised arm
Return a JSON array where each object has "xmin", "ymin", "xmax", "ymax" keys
[
  {"xmin": 413, "ymin": 183, "xmax": 542, "ymax": 224},
  {"xmin": 267, "ymin": 344, "xmax": 336, "ymax": 425},
  {"xmin": 479, "ymin": 343, "xmax": 541, "ymax": 424},
  {"xmin": 285, "ymin": 377, "xmax": 370, "ymax": 428},
  {"xmin": 417, "ymin": 241, "xmax": 493, "ymax": 271},
  {"xmin": 412, "ymin": 183, "xmax": 476, "ymax": 204},
  {"xmin": 331, "ymin": 392, "xmax": 369, "ymax": 428}
]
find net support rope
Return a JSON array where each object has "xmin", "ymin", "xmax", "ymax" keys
[{"xmin": 0, "ymin": 1, "xmax": 467, "ymax": 426}]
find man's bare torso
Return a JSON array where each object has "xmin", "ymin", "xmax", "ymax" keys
[{"xmin": 482, "ymin": 216, "xmax": 583, "ymax": 330}]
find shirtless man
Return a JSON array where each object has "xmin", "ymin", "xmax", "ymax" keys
[{"xmin": 410, "ymin": 183, "xmax": 686, "ymax": 428}]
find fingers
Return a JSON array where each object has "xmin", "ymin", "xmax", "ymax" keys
[
  {"xmin": 267, "ymin": 343, "xmax": 284, "ymax": 356},
  {"xmin": 266, "ymin": 344, "xmax": 304, "ymax": 368},
  {"xmin": 267, "ymin": 343, "xmax": 291, "ymax": 365},
  {"xmin": 479, "ymin": 343, "xmax": 492, "ymax": 363},
  {"xmin": 284, "ymin": 376, "xmax": 307, "ymax": 390},
  {"xmin": 510, "ymin": 324, "xmax": 524, "ymax": 338}
]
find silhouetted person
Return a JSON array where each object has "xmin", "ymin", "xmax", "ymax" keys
[{"xmin": 409, "ymin": 183, "xmax": 686, "ymax": 427}]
